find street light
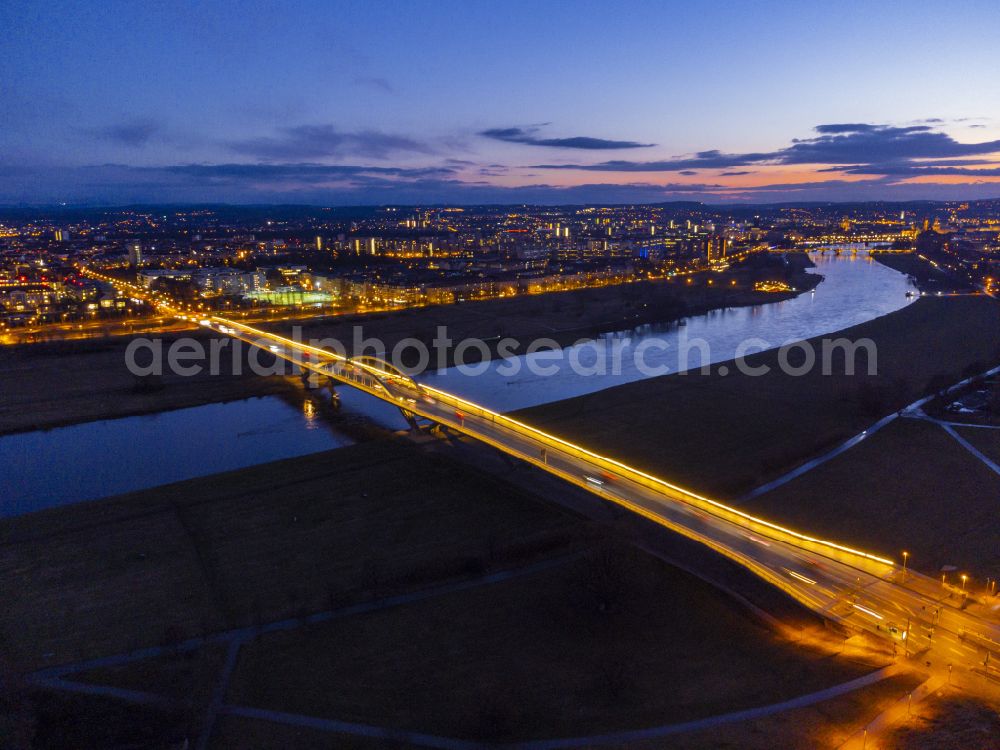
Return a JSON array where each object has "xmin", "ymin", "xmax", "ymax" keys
[
  {"xmin": 902, "ymin": 551, "xmax": 909, "ymax": 574},
  {"xmin": 961, "ymin": 574, "xmax": 968, "ymax": 591}
]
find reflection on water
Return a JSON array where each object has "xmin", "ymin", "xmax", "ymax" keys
[
  {"xmin": 303, "ymin": 397, "xmax": 318, "ymax": 427},
  {"xmin": 0, "ymin": 397, "xmax": 353, "ymax": 517},
  {"xmin": 420, "ymin": 249, "xmax": 917, "ymax": 412}
]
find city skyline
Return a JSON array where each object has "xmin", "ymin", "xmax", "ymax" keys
[
  {"xmin": 5, "ymin": 5, "xmax": 1000, "ymax": 743},
  {"xmin": 4, "ymin": 0, "xmax": 1000, "ymax": 204}
]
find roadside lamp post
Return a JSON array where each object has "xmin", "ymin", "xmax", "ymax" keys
[
  {"xmin": 961, "ymin": 574, "xmax": 968, "ymax": 592},
  {"xmin": 902, "ymin": 551, "xmax": 909, "ymax": 574}
]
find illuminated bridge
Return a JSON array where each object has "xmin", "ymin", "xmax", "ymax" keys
[{"xmin": 212, "ymin": 315, "xmax": 1000, "ymax": 677}]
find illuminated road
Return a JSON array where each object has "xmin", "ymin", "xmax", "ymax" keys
[
  {"xmin": 69, "ymin": 267, "xmax": 429, "ymax": 342},
  {"xmin": 0, "ymin": 315, "xmax": 194, "ymax": 345},
  {"xmin": 189, "ymin": 312, "xmax": 1000, "ymax": 682}
]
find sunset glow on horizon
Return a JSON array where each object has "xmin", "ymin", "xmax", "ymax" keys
[{"xmin": 3, "ymin": 0, "xmax": 1000, "ymax": 205}]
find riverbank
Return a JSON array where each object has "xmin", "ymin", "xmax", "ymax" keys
[
  {"xmin": 517, "ymin": 295, "xmax": 1000, "ymax": 499},
  {"xmin": 871, "ymin": 252, "xmax": 970, "ymax": 293},
  {"xmin": 0, "ymin": 253, "xmax": 818, "ymax": 436},
  {"xmin": 0, "ymin": 439, "xmax": 585, "ymax": 669},
  {"xmin": 260, "ymin": 251, "xmax": 821, "ymax": 370},
  {"xmin": 0, "ymin": 335, "xmax": 294, "ymax": 436}
]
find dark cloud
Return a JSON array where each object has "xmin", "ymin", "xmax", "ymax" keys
[
  {"xmin": 720, "ymin": 170, "xmax": 754, "ymax": 176},
  {"xmin": 0, "ymin": 161, "xmax": 723, "ymax": 205},
  {"xmin": 533, "ymin": 123, "xmax": 1000, "ymax": 174},
  {"xmin": 228, "ymin": 125, "xmax": 433, "ymax": 160},
  {"xmin": 8, "ymin": 123, "xmax": 1000, "ymax": 206},
  {"xmin": 90, "ymin": 119, "xmax": 160, "ymax": 147},
  {"xmin": 812, "ymin": 123, "xmax": 886, "ymax": 134},
  {"xmin": 532, "ymin": 149, "xmax": 772, "ymax": 172},
  {"xmin": 5, "ymin": 161, "xmax": 1000, "ymax": 206},
  {"xmin": 480, "ymin": 126, "xmax": 653, "ymax": 150},
  {"xmin": 156, "ymin": 162, "xmax": 456, "ymax": 184},
  {"xmin": 816, "ymin": 157, "xmax": 998, "ymax": 172},
  {"xmin": 679, "ymin": 170, "xmax": 698, "ymax": 176},
  {"xmin": 778, "ymin": 124, "xmax": 1000, "ymax": 165},
  {"xmin": 897, "ymin": 158, "xmax": 997, "ymax": 167},
  {"xmin": 353, "ymin": 76, "xmax": 393, "ymax": 93},
  {"xmin": 40, "ymin": 162, "xmax": 459, "ymax": 199},
  {"xmin": 829, "ymin": 163, "xmax": 1000, "ymax": 177}
]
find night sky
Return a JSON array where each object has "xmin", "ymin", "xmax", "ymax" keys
[{"xmin": 3, "ymin": 0, "xmax": 1000, "ymax": 204}]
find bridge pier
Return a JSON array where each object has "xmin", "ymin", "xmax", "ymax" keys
[
  {"xmin": 300, "ymin": 370, "xmax": 326, "ymax": 390},
  {"xmin": 398, "ymin": 408, "xmax": 420, "ymax": 431}
]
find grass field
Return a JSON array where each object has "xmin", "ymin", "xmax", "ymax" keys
[
  {"xmin": 1, "ymin": 432, "xmax": 897, "ymax": 748},
  {"xmin": 955, "ymin": 425, "xmax": 1000, "ymax": 466},
  {"xmin": 872, "ymin": 252, "xmax": 970, "ymax": 293},
  {"xmin": 0, "ymin": 439, "xmax": 586, "ymax": 670},
  {"xmin": 3, "ymin": 691, "xmax": 190, "ymax": 750},
  {"xmin": 745, "ymin": 418, "xmax": 1000, "ymax": 578},
  {"xmin": 518, "ymin": 296, "xmax": 1000, "ymax": 498},
  {"xmin": 882, "ymin": 687, "xmax": 1000, "ymax": 749},
  {"xmin": 74, "ymin": 643, "xmax": 229, "ymax": 705},
  {"xmin": 226, "ymin": 545, "xmax": 888, "ymax": 742},
  {"xmin": 208, "ymin": 715, "xmax": 415, "ymax": 749},
  {"xmin": 653, "ymin": 673, "xmax": 923, "ymax": 750},
  {"xmin": 206, "ymin": 673, "xmax": 922, "ymax": 750}
]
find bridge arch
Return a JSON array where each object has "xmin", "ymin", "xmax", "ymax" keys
[
  {"xmin": 322, "ymin": 354, "xmax": 424, "ymax": 398},
  {"xmin": 350, "ymin": 355, "xmax": 422, "ymax": 392}
]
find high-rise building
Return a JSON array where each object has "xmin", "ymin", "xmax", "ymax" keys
[
  {"xmin": 706, "ymin": 236, "xmax": 728, "ymax": 263},
  {"xmin": 128, "ymin": 242, "xmax": 143, "ymax": 267},
  {"xmin": 352, "ymin": 237, "xmax": 377, "ymax": 255}
]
